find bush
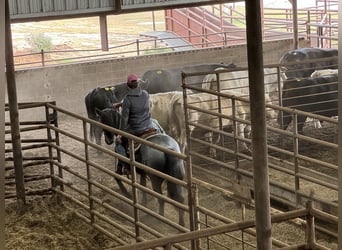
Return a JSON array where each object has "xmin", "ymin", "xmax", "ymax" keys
[{"xmin": 27, "ymin": 33, "xmax": 53, "ymax": 52}]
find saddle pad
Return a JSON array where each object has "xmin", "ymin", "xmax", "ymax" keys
[{"xmin": 132, "ymin": 129, "xmax": 158, "ymax": 152}]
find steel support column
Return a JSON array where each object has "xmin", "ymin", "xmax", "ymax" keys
[
  {"xmin": 337, "ymin": 0, "xmax": 342, "ymax": 247},
  {"xmin": 245, "ymin": 0, "xmax": 272, "ymax": 249},
  {"xmin": 5, "ymin": 0, "xmax": 26, "ymax": 213},
  {"xmin": 1, "ymin": 0, "xmax": 6, "ymax": 245},
  {"xmin": 292, "ymin": 0, "xmax": 299, "ymax": 49}
]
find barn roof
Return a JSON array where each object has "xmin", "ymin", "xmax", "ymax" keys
[{"xmin": 9, "ymin": 0, "xmax": 241, "ymax": 22}]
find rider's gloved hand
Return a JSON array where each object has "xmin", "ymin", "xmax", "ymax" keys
[{"xmin": 116, "ymin": 135, "xmax": 122, "ymax": 144}]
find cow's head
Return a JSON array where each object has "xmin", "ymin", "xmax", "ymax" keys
[{"xmin": 279, "ymin": 50, "xmax": 309, "ymax": 79}]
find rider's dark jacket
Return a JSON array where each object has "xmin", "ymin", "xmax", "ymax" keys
[{"xmin": 119, "ymin": 85, "xmax": 153, "ymax": 135}]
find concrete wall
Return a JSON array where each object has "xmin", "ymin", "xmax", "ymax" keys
[{"xmin": 8, "ymin": 38, "xmax": 309, "ymax": 120}]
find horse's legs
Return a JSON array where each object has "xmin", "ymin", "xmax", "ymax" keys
[
  {"xmin": 94, "ymin": 125, "xmax": 103, "ymax": 145},
  {"xmin": 114, "ymin": 177, "xmax": 131, "ymax": 198},
  {"xmin": 149, "ymin": 176, "xmax": 165, "ymax": 216},
  {"xmin": 205, "ymin": 131, "xmax": 217, "ymax": 158},
  {"xmin": 140, "ymin": 173, "xmax": 148, "ymax": 205},
  {"xmin": 167, "ymin": 181, "xmax": 185, "ymax": 226}
]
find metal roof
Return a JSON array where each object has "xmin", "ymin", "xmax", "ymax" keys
[{"xmin": 10, "ymin": 0, "xmax": 240, "ymax": 22}]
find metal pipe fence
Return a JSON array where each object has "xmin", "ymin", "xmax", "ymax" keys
[
  {"xmin": 5, "ymin": 56, "xmax": 339, "ymax": 249},
  {"xmin": 12, "ymin": 5, "xmax": 338, "ymax": 70}
]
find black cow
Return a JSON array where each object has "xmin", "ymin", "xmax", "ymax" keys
[
  {"xmin": 278, "ymin": 74, "xmax": 338, "ymax": 133},
  {"xmin": 279, "ymin": 48, "xmax": 338, "ymax": 79},
  {"xmin": 85, "ymin": 86, "xmax": 120, "ymax": 145},
  {"xmin": 141, "ymin": 63, "xmax": 237, "ymax": 92}
]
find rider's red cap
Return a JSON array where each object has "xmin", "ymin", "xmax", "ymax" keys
[{"xmin": 127, "ymin": 74, "xmax": 138, "ymax": 83}]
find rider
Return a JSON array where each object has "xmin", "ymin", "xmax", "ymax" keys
[{"xmin": 113, "ymin": 73, "xmax": 156, "ymax": 175}]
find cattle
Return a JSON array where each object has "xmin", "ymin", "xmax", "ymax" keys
[
  {"xmin": 148, "ymin": 91, "xmax": 198, "ymax": 153},
  {"xmin": 141, "ymin": 63, "xmax": 237, "ymax": 93},
  {"xmin": 310, "ymin": 69, "xmax": 338, "ymax": 78},
  {"xmin": 149, "ymin": 90, "xmax": 276, "ymax": 157},
  {"xmin": 278, "ymin": 74, "xmax": 338, "ymax": 133},
  {"xmin": 85, "ymin": 86, "xmax": 119, "ymax": 145},
  {"xmin": 279, "ymin": 48, "xmax": 338, "ymax": 79},
  {"xmin": 202, "ymin": 67, "xmax": 280, "ymax": 99},
  {"xmin": 201, "ymin": 67, "xmax": 279, "ymax": 138},
  {"xmin": 189, "ymin": 90, "xmax": 277, "ymax": 157}
]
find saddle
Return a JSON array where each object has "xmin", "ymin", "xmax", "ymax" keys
[{"xmin": 130, "ymin": 128, "xmax": 158, "ymax": 153}]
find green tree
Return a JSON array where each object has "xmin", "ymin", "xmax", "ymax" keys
[{"xmin": 27, "ymin": 33, "xmax": 53, "ymax": 52}]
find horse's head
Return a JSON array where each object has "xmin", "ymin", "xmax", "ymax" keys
[{"xmin": 96, "ymin": 108, "xmax": 121, "ymax": 145}]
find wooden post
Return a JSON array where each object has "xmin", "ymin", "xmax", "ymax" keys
[
  {"xmin": 5, "ymin": 0, "xmax": 26, "ymax": 213},
  {"xmin": 245, "ymin": 1, "xmax": 272, "ymax": 249}
]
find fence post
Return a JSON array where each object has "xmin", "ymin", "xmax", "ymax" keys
[
  {"xmin": 224, "ymin": 32, "xmax": 227, "ymax": 46},
  {"xmin": 41, "ymin": 49, "xmax": 45, "ymax": 66},
  {"xmin": 306, "ymin": 10, "xmax": 311, "ymax": 41},
  {"xmin": 305, "ymin": 201, "xmax": 315, "ymax": 248},
  {"xmin": 136, "ymin": 39, "xmax": 140, "ymax": 56}
]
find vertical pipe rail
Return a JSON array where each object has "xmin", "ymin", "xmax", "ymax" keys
[
  {"xmin": 305, "ymin": 201, "xmax": 316, "ymax": 248},
  {"xmin": 231, "ymin": 98, "xmax": 240, "ymax": 171},
  {"xmin": 306, "ymin": 10, "xmax": 311, "ymax": 41},
  {"xmin": 53, "ymin": 106, "xmax": 63, "ymax": 192},
  {"xmin": 41, "ymin": 49, "xmax": 45, "ymax": 66},
  {"xmin": 45, "ymin": 105, "xmax": 56, "ymax": 190},
  {"xmin": 83, "ymin": 120, "xmax": 94, "ymax": 224},
  {"xmin": 181, "ymin": 73, "xmax": 197, "ymax": 250},
  {"xmin": 245, "ymin": 0, "xmax": 272, "ymax": 248},
  {"xmin": 192, "ymin": 183, "xmax": 200, "ymax": 249},
  {"xmin": 241, "ymin": 203, "xmax": 246, "ymax": 250},
  {"xmin": 136, "ymin": 39, "xmax": 140, "ymax": 56},
  {"xmin": 129, "ymin": 138, "xmax": 140, "ymax": 242},
  {"xmin": 292, "ymin": 114, "xmax": 300, "ymax": 207}
]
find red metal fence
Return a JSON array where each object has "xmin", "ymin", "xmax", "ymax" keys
[{"xmin": 165, "ymin": 3, "xmax": 338, "ymax": 49}]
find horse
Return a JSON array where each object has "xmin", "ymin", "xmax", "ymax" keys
[{"xmin": 97, "ymin": 108, "xmax": 186, "ymax": 226}]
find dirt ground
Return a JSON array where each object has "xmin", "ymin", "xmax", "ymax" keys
[{"xmin": 5, "ymin": 114, "xmax": 339, "ymax": 249}]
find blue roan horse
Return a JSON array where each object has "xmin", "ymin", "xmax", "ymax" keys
[{"xmin": 97, "ymin": 108, "xmax": 186, "ymax": 226}]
